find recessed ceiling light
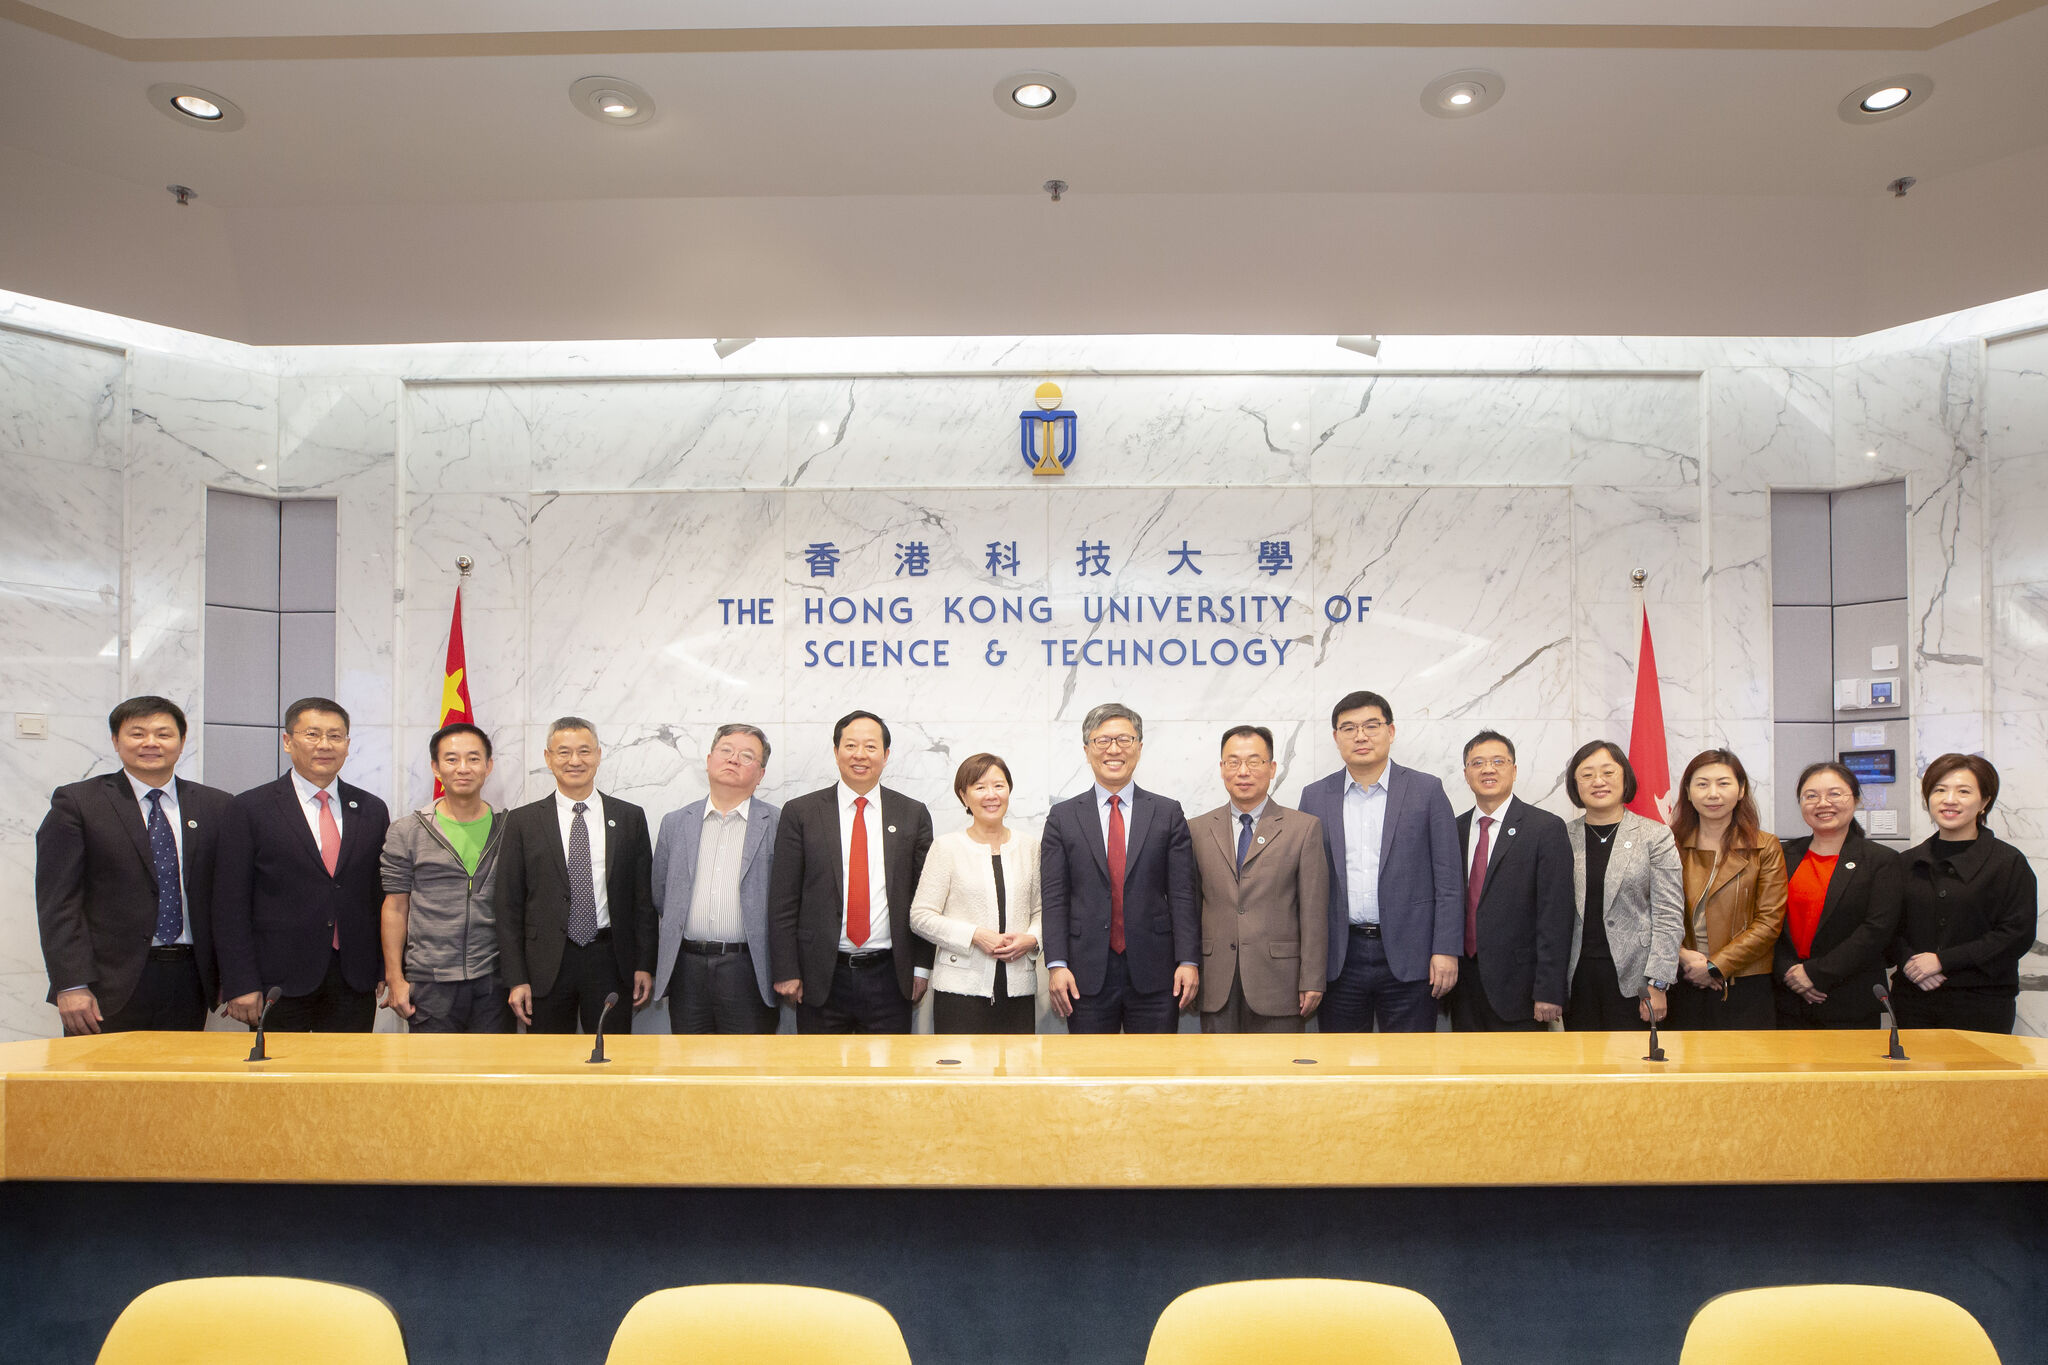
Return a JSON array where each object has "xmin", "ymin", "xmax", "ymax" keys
[
  {"xmin": 1422, "ymin": 69, "xmax": 1505, "ymax": 119},
  {"xmin": 146, "ymin": 83, "xmax": 245, "ymax": 131},
  {"xmin": 1839, "ymin": 74, "xmax": 1932, "ymax": 124},
  {"xmin": 996, "ymin": 70, "xmax": 1075, "ymax": 121},
  {"xmin": 570, "ymin": 75, "xmax": 655, "ymax": 127}
]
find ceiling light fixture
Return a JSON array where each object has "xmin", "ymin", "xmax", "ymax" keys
[
  {"xmin": 1421, "ymin": 69, "xmax": 1505, "ymax": 119},
  {"xmin": 146, "ymin": 83, "xmax": 245, "ymax": 131},
  {"xmin": 712, "ymin": 338, "xmax": 755, "ymax": 360},
  {"xmin": 1839, "ymin": 74, "xmax": 1932, "ymax": 124},
  {"xmin": 996, "ymin": 70, "xmax": 1075, "ymax": 121},
  {"xmin": 570, "ymin": 75, "xmax": 655, "ymax": 127},
  {"xmin": 1336, "ymin": 336, "xmax": 1382, "ymax": 359}
]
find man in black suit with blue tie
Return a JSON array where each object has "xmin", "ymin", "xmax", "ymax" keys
[{"xmin": 1041, "ymin": 702, "xmax": 1200, "ymax": 1033}]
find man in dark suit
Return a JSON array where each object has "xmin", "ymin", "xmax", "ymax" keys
[
  {"xmin": 1297, "ymin": 690, "xmax": 1462, "ymax": 1033},
  {"xmin": 497, "ymin": 717, "xmax": 657, "ymax": 1034},
  {"xmin": 768, "ymin": 710, "xmax": 934, "ymax": 1033},
  {"xmin": 1446, "ymin": 730, "xmax": 1575, "ymax": 1031},
  {"xmin": 1041, "ymin": 702, "xmax": 1200, "ymax": 1034},
  {"xmin": 215, "ymin": 696, "xmax": 392, "ymax": 1033},
  {"xmin": 35, "ymin": 696, "xmax": 231, "ymax": 1034}
]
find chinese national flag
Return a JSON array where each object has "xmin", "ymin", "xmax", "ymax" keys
[
  {"xmin": 1626, "ymin": 603, "xmax": 1674, "ymax": 823},
  {"xmin": 435, "ymin": 584, "xmax": 473, "ymax": 798}
]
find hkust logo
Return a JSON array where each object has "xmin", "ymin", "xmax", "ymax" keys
[{"xmin": 1020, "ymin": 381, "xmax": 1076, "ymax": 476}]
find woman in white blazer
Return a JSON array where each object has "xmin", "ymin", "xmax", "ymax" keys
[
  {"xmin": 910, "ymin": 753, "xmax": 1041, "ymax": 1033},
  {"xmin": 1561, "ymin": 740, "xmax": 1685, "ymax": 1030}
]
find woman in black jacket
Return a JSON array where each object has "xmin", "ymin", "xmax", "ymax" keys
[
  {"xmin": 1891, "ymin": 753, "xmax": 2038, "ymax": 1034},
  {"xmin": 1775, "ymin": 761, "xmax": 1902, "ymax": 1029}
]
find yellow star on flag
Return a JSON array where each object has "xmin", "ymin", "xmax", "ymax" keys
[{"xmin": 440, "ymin": 665, "xmax": 467, "ymax": 721}]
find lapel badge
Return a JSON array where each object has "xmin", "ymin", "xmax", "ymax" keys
[
  {"xmin": 1256, "ymin": 835, "xmax": 1267, "ymax": 845},
  {"xmin": 888, "ymin": 825, "xmax": 898, "ymax": 834},
  {"xmin": 347, "ymin": 801, "xmax": 358, "ymax": 809},
  {"xmin": 187, "ymin": 819, "xmax": 199, "ymax": 828},
  {"xmin": 1508, "ymin": 828, "xmax": 1517, "ymax": 837},
  {"xmin": 1623, "ymin": 841, "xmax": 1633, "ymax": 848},
  {"xmin": 608, "ymin": 819, "xmax": 617, "ymax": 827},
  {"xmin": 1845, "ymin": 861, "xmax": 1856, "ymax": 870}
]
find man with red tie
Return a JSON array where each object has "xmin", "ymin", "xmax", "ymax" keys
[
  {"xmin": 768, "ymin": 711, "xmax": 934, "ymax": 1033},
  {"xmin": 215, "ymin": 697, "xmax": 391, "ymax": 1032}
]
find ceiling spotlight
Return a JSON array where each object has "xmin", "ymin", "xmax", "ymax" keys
[
  {"xmin": 996, "ymin": 70, "xmax": 1075, "ymax": 120},
  {"xmin": 712, "ymin": 338, "xmax": 755, "ymax": 360},
  {"xmin": 1422, "ymin": 69, "xmax": 1505, "ymax": 119},
  {"xmin": 146, "ymin": 83, "xmax": 245, "ymax": 131},
  {"xmin": 1336, "ymin": 336, "xmax": 1382, "ymax": 359},
  {"xmin": 570, "ymin": 75, "xmax": 655, "ymax": 126},
  {"xmin": 1839, "ymin": 74, "xmax": 1932, "ymax": 124}
]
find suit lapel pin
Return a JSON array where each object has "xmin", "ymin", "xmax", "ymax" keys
[
  {"xmin": 1845, "ymin": 861, "xmax": 1856, "ymax": 870},
  {"xmin": 187, "ymin": 819, "xmax": 199, "ymax": 828},
  {"xmin": 1256, "ymin": 835, "xmax": 1267, "ymax": 845},
  {"xmin": 888, "ymin": 825, "xmax": 897, "ymax": 834},
  {"xmin": 347, "ymin": 801, "xmax": 358, "ymax": 810},
  {"xmin": 608, "ymin": 819, "xmax": 617, "ymax": 827},
  {"xmin": 1508, "ymin": 828, "xmax": 1517, "ymax": 836},
  {"xmin": 1623, "ymin": 841, "xmax": 1633, "ymax": 848}
]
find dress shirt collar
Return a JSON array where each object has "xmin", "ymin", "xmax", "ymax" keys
[
  {"xmin": 837, "ymin": 780, "xmax": 881, "ymax": 813},
  {"xmin": 1093, "ymin": 781, "xmax": 1135, "ymax": 809},
  {"xmin": 1344, "ymin": 770, "xmax": 1388, "ymax": 799},
  {"xmin": 289, "ymin": 767, "xmax": 337, "ymax": 806},
  {"xmin": 704, "ymin": 799, "xmax": 748, "ymax": 822},
  {"xmin": 1230, "ymin": 798, "xmax": 1269, "ymax": 822},
  {"xmin": 126, "ymin": 770, "xmax": 176, "ymax": 806},
  {"xmin": 554, "ymin": 787, "xmax": 599, "ymax": 817}
]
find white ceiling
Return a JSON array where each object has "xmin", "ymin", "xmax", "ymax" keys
[{"xmin": 1, "ymin": 0, "xmax": 2045, "ymax": 343}]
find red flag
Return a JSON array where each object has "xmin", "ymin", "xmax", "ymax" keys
[
  {"xmin": 435, "ymin": 584, "xmax": 473, "ymax": 798},
  {"xmin": 1626, "ymin": 603, "xmax": 1673, "ymax": 823}
]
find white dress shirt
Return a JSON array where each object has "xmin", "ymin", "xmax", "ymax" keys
[
  {"xmin": 289, "ymin": 766, "xmax": 343, "ymax": 849},
  {"xmin": 127, "ymin": 771, "xmax": 192, "ymax": 946},
  {"xmin": 1092, "ymin": 781, "xmax": 1135, "ymax": 849},
  {"xmin": 683, "ymin": 802, "xmax": 748, "ymax": 943},
  {"xmin": 554, "ymin": 788, "xmax": 611, "ymax": 930},
  {"xmin": 836, "ymin": 780, "xmax": 890, "ymax": 953},
  {"xmin": 1465, "ymin": 800, "xmax": 1510, "ymax": 876},
  {"xmin": 1343, "ymin": 772, "xmax": 1388, "ymax": 925}
]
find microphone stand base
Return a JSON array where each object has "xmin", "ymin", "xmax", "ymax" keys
[{"xmin": 245, "ymin": 1035, "xmax": 267, "ymax": 1063}]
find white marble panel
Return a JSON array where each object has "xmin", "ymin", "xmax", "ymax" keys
[
  {"xmin": 0, "ymin": 326, "xmax": 122, "ymax": 469},
  {"xmin": 0, "ymin": 970, "xmax": 60, "ymax": 1042},
  {"xmin": 1991, "ymin": 583, "xmax": 2048, "ymax": 714},
  {"xmin": 0, "ymin": 713, "xmax": 117, "ymax": 840},
  {"xmin": 1990, "ymin": 708, "xmax": 2048, "ymax": 857},
  {"xmin": 0, "ymin": 839, "xmax": 46, "ymax": 976},
  {"xmin": 278, "ymin": 376, "xmax": 397, "ymax": 494},
  {"xmin": 128, "ymin": 353, "xmax": 278, "ymax": 493},
  {"xmin": 0, "ymin": 579, "xmax": 120, "ymax": 716},
  {"xmin": 1308, "ymin": 375, "xmax": 1572, "ymax": 486},
  {"xmin": 405, "ymin": 383, "xmax": 534, "ymax": 494},
  {"xmin": 1572, "ymin": 484, "xmax": 1704, "ymax": 605},
  {"xmin": 1984, "ymin": 328, "xmax": 2048, "ymax": 464},
  {"xmin": 340, "ymin": 725, "xmax": 395, "ymax": 812},
  {"xmin": 128, "ymin": 463, "xmax": 206, "ymax": 717},
  {"xmin": 405, "ymin": 491, "xmax": 528, "ymax": 614},
  {"xmin": 1575, "ymin": 600, "xmax": 1709, "ymax": 738},
  {"xmin": 1707, "ymin": 365, "xmax": 1834, "ymax": 491},
  {"xmin": 0, "ymin": 453, "xmax": 121, "ymax": 594},
  {"xmin": 1568, "ymin": 374, "xmax": 1700, "ymax": 487},
  {"xmin": 1990, "ymin": 450, "xmax": 2048, "ymax": 588},
  {"xmin": 530, "ymin": 380, "xmax": 789, "ymax": 490}
]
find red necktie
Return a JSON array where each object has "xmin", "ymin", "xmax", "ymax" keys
[
  {"xmin": 317, "ymin": 790, "xmax": 342, "ymax": 949},
  {"xmin": 1464, "ymin": 814, "xmax": 1493, "ymax": 958},
  {"xmin": 1107, "ymin": 794, "xmax": 1127, "ymax": 954},
  {"xmin": 847, "ymin": 795, "xmax": 871, "ymax": 947}
]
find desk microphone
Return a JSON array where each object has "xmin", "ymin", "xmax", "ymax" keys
[
  {"xmin": 588, "ymin": 991, "xmax": 621, "ymax": 1065},
  {"xmin": 1642, "ymin": 988, "xmax": 1667, "ymax": 1062},
  {"xmin": 245, "ymin": 986, "xmax": 283, "ymax": 1062},
  {"xmin": 1873, "ymin": 983, "xmax": 1909, "ymax": 1061}
]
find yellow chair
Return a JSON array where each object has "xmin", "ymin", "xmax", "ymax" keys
[
  {"xmin": 96, "ymin": 1276, "xmax": 407, "ymax": 1365},
  {"xmin": 1680, "ymin": 1285, "xmax": 2001, "ymax": 1364},
  {"xmin": 1143, "ymin": 1278, "xmax": 1461, "ymax": 1365},
  {"xmin": 605, "ymin": 1284, "xmax": 912, "ymax": 1365}
]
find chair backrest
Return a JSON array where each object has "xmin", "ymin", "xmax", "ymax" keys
[
  {"xmin": 605, "ymin": 1284, "xmax": 912, "ymax": 1365},
  {"xmin": 96, "ymin": 1276, "xmax": 407, "ymax": 1365},
  {"xmin": 1680, "ymin": 1285, "xmax": 2001, "ymax": 1365},
  {"xmin": 1143, "ymin": 1278, "xmax": 1461, "ymax": 1365}
]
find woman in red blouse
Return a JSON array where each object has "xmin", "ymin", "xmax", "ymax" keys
[{"xmin": 1773, "ymin": 761, "xmax": 1904, "ymax": 1029}]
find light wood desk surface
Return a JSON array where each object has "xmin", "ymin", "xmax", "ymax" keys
[{"xmin": 3, "ymin": 1030, "xmax": 2044, "ymax": 1188}]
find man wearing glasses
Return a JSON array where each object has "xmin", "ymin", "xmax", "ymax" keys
[
  {"xmin": 1446, "ymin": 730, "xmax": 1574, "ymax": 1031},
  {"xmin": 652, "ymin": 724, "xmax": 783, "ymax": 1034},
  {"xmin": 1041, "ymin": 702, "xmax": 1199, "ymax": 1033},
  {"xmin": 1297, "ymin": 690, "xmax": 1462, "ymax": 1033}
]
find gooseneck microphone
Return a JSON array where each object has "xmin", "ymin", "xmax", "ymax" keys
[
  {"xmin": 1642, "ymin": 987, "xmax": 1667, "ymax": 1062},
  {"xmin": 245, "ymin": 985, "xmax": 284, "ymax": 1062},
  {"xmin": 1873, "ymin": 982, "xmax": 1909, "ymax": 1061},
  {"xmin": 588, "ymin": 991, "xmax": 621, "ymax": 1065}
]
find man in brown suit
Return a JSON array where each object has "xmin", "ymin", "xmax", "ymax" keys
[{"xmin": 1191, "ymin": 725, "xmax": 1330, "ymax": 1032}]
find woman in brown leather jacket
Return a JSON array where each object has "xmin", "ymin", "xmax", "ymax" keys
[{"xmin": 1668, "ymin": 748, "xmax": 1787, "ymax": 1030}]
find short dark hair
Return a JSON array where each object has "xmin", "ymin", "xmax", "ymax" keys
[
  {"xmin": 1330, "ymin": 691, "xmax": 1393, "ymax": 729},
  {"xmin": 1564, "ymin": 740, "xmax": 1637, "ymax": 809},
  {"xmin": 109, "ymin": 695, "xmax": 187, "ymax": 739},
  {"xmin": 430, "ymin": 722, "xmax": 492, "ymax": 761},
  {"xmin": 713, "ymin": 722, "xmax": 771, "ymax": 768},
  {"xmin": 284, "ymin": 697, "xmax": 350, "ymax": 733},
  {"xmin": 1463, "ymin": 730, "xmax": 1516, "ymax": 763},
  {"xmin": 953, "ymin": 753, "xmax": 1013, "ymax": 808},
  {"xmin": 833, "ymin": 710, "xmax": 891, "ymax": 749},
  {"xmin": 1920, "ymin": 752, "xmax": 1999, "ymax": 828},
  {"xmin": 1219, "ymin": 725, "xmax": 1273, "ymax": 758}
]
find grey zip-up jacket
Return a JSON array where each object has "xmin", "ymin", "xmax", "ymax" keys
[{"xmin": 380, "ymin": 803, "xmax": 505, "ymax": 983}]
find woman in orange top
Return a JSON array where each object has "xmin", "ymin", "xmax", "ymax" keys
[
  {"xmin": 1669, "ymin": 748, "xmax": 1787, "ymax": 1030},
  {"xmin": 1773, "ymin": 761, "xmax": 1903, "ymax": 1029}
]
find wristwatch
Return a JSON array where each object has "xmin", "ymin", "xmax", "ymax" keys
[
  {"xmin": 1648, "ymin": 978, "xmax": 1671, "ymax": 991},
  {"xmin": 1706, "ymin": 962, "xmax": 1725, "ymax": 981}
]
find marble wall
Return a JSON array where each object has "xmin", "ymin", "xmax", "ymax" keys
[{"xmin": 2, "ymin": 284, "xmax": 2044, "ymax": 1038}]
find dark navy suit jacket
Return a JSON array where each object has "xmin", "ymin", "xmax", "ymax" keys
[
  {"xmin": 1297, "ymin": 761, "xmax": 1462, "ymax": 984},
  {"xmin": 1039, "ymin": 784, "xmax": 1199, "ymax": 996}
]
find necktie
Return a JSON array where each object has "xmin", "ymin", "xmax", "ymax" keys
[
  {"xmin": 1464, "ymin": 815, "xmax": 1493, "ymax": 958},
  {"xmin": 1236, "ymin": 812, "xmax": 1255, "ymax": 872},
  {"xmin": 1107, "ymin": 794, "xmax": 1127, "ymax": 954},
  {"xmin": 565, "ymin": 801, "xmax": 599, "ymax": 947},
  {"xmin": 847, "ymin": 796, "xmax": 871, "ymax": 947},
  {"xmin": 316, "ymin": 790, "xmax": 342, "ymax": 949},
  {"xmin": 145, "ymin": 789, "xmax": 184, "ymax": 944}
]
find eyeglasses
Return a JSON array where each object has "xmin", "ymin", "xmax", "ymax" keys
[
  {"xmin": 1221, "ymin": 757, "xmax": 1269, "ymax": 773},
  {"xmin": 1087, "ymin": 735, "xmax": 1139, "ymax": 752},
  {"xmin": 1465, "ymin": 757, "xmax": 1512, "ymax": 771},
  {"xmin": 290, "ymin": 729, "xmax": 349, "ymax": 744},
  {"xmin": 1334, "ymin": 721, "xmax": 1387, "ymax": 738},
  {"xmin": 711, "ymin": 746, "xmax": 762, "ymax": 767}
]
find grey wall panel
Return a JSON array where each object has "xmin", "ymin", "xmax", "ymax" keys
[
  {"xmin": 202, "ymin": 605, "xmax": 280, "ymax": 728},
  {"xmin": 1829, "ymin": 481, "xmax": 1907, "ymax": 605},
  {"xmin": 278, "ymin": 612, "xmax": 337, "ymax": 710},
  {"xmin": 1831, "ymin": 599, "xmax": 1910, "ymax": 722},
  {"xmin": 278, "ymin": 500, "xmax": 338, "ymax": 612},
  {"xmin": 1769, "ymin": 491, "xmax": 1833, "ymax": 606},
  {"xmin": 203, "ymin": 723, "xmax": 284, "ymax": 795},
  {"xmin": 1772, "ymin": 605, "xmax": 1834, "ymax": 723},
  {"xmin": 1772, "ymin": 722, "xmax": 1836, "ymax": 837},
  {"xmin": 203, "ymin": 490, "xmax": 280, "ymax": 612},
  {"xmin": 1835, "ymin": 717, "xmax": 1914, "ymax": 848}
]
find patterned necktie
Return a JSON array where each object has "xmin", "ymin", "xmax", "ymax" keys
[
  {"xmin": 316, "ymin": 790, "xmax": 342, "ymax": 949},
  {"xmin": 1465, "ymin": 815, "xmax": 1494, "ymax": 958},
  {"xmin": 565, "ymin": 801, "xmax": 599, "ymax": 947},
  {"xmin": 1107, "ymin": 794, "xmax": 1127, "ymax": 954},
  {"xmin": 846, "ymin": 796, "xmax": 871, "ymax": 947},
  {"xmin": 1236, "ymin": 811, "xmax": 1255, "ymax": 872},
  {"xmin": 145, "ymin": 789, "xmax": 184, "ymax": 944}
]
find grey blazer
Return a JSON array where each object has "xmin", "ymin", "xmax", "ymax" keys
[
  {"xmin": 652, "ymin": 796, "xmax": 780, "ymax": 1007},
  {"xmin": 1566, "ymin": 810, "xmax": 1684, "ymax": 997}
]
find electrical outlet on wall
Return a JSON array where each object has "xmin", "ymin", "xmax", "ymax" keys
[{"xmin": 15, "ymin": 713, "xmax": 49, "ymax": 739}]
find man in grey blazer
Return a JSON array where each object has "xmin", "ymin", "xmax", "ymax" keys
[
  {"xmin": 1297, "ymin": 690, "xmax": 1463, "ymax": 1032},
  {"xmin": 654, "ymin": 723, "xmax": 782, "ymax": 1034}
]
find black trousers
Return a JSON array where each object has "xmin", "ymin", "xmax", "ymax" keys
[
  {"xmin": 1066, "ymin": 950, "xmax": 1178, "ymax": 1034},
  {"xmin": 530, "ymin": 932, "xmax": 629, "ymax": 1035},
  {"xmin": 931, "ymin": 965, "xmax": 1036, "ymax": 1034},
  {"xmin": 1773, "ymin": 981, "xmax": 1880, "ymax": 1030},
  {"xmin": 87, "ymin": 949, "xmax": 207, "ymax": 1034},
  {"xmin": 1893, "ymin": 983, "xmax": 2016, "ymax": 1034},
  {"xmin": 1665, "ymin": 973, "xmax": 1775, "ymax": 1030},
  {"xmin": 796, "ymin": 951, "xmax": 912, "ymax": 1034},
  {"xmin": 668, "ymin": 944, "xmax": 780, "ymax": 1035},
  {"xmin": 263, "ymin": 950, "xmax": 376, "ymax": 1033},
  {"xmin": 1563, "ymin": 955, "xmax": 1649, "ymax": 1031},
  {"xmin": 407, "ymin": 977, "xmax": 513, "ymax": 1034},
  {"xmin": 1446, "ymin": 955, "xmax": 1546, "ymax": 1032},
  {"xmin": 1319, "ymin": 927, "xmax": 1437, "ymax": 1033}
]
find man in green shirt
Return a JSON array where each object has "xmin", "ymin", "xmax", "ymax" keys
[{"xmin": 378, "ymin": 723, "xmax": 509, "ymax": 1032}]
